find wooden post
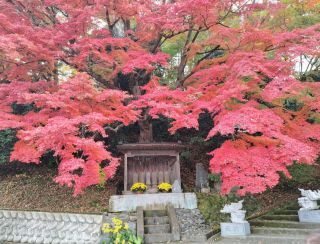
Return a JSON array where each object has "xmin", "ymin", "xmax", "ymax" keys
[{"xmin": 124, "ymin": 154, "xmax": 128, "ymax": 192}]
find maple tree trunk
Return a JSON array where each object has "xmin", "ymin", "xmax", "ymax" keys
[
  {"xmin": 138, "ymin": 118, "xmax": 153, "ymax": 143},
  {"xmin": 132, "ymin": 84, "xmax": 153, "ymax": 143}
]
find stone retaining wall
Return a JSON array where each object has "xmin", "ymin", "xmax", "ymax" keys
[{"xmin": 0, "ymin": 210, "xmax": 103, "ymax": 244}]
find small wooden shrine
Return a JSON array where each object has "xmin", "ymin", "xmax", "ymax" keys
[{"xmin": 118, "ymin": 143, "xmax": 185, "ymax": 194}]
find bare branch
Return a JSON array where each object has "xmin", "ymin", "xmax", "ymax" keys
[{"xmin": 104, "ymin": 124, "xmax": 125, "ymax": 133}]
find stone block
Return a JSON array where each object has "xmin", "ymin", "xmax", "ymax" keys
[
  {"xmin": 220, "ymin": 222, "xmax": 251, "ymax": 237},
  {"xmin": 196, "ymin": 163, "xmax": 209, "ymax": 189},
  {"xmin": 200, "ymin": 187, "xmax": 210, "ymax": 194},
  {"xmin": 298, "ymin": 209, "xmax": 320, "ymax": 223},
  {"xmin": 109, "ymin": 193, "xmax": 197, "ymax": 212}
]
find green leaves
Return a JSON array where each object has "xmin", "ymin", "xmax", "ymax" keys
[{"xmin": 0, "ymin": 129, "xmax": 17, "ymax": 164}]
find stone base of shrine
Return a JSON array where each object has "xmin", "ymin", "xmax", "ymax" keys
[{"xmin": 109, "ymin": 193, "xmax": 197, "ymax": 212}]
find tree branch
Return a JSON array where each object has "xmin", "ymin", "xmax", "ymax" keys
[{"xmin": 104, "ymin": 124, "xmax": 125, "ymax": 133}]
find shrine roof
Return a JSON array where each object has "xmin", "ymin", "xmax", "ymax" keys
[{"xmin": 117, "ymin": 143, "xmax": 187, "ymax": 152}]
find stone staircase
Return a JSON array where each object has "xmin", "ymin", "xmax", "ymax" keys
[
  {"xmin": 215, "ymin": 203, "xmax": 320, "ymax": 243},
  {"xmin": 137, "ymin": 205, "xmax": 180, "ymax": 243}
]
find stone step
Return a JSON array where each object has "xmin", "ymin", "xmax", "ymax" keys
[
  {"xmin": 216, "ymin": 234, "xmax": 308, "ymax": 244},
  {"xmin": 144, "ymin": 216, "xmax": 170, "ymax": 225},
  {"xmin": 144, "ymin": 224, "xmax": 171, "ymax": 234},
  {"xmin": 272, "ymin": 210, "xmax": 298, "ymax": 215},
  {"xmin": 144, "ymin": 233, "xmax": 173, "ymax": 243},
  {"xmin": 261, "ymin": 214, "xmax": 299, "ymax": 221},
  {"xmin": 250, "ymin": 219, "xmax": 320, "ymax": 229},
  {"xmin": 144, "ymin": 210, "xmax": 168, "ymax": 218},
  {"xmin": 247, "ymin": 235, "xmax": 307, "ymax": 244},
  {"xmin": 286, "ymin": 205, "xmax": 300, "ymax": 211},
  {"xmin": 252, "ymin": 226, "xmax": 320, "ymax": 236}
]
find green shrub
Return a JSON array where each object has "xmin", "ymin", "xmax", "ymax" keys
[
  {"xmin": 198, "ymin": 191, "xmax": 260, "ymax": 225},
  {"xmin": 197, "ymin": 193, "xmax": 229, "ymax": 224},
  {"xmin": 0, "ymin": 129, "xmax": 17, "ymax": 164},
  {"xmin": 279, "ymin": 163, "xmax": 318, "ymax": 189},
  {"xmin": 208, "ymin": 173, "xmax": 221, "ymax": 184}
]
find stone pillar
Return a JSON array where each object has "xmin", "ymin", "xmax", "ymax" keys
[{"xmin": 196, "ymin": 163, "xmax": 209, "ymax": 190}]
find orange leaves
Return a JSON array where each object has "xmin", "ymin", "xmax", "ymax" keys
[
  {"xmin": 306, "ymin": 0, "xmax": 320, "ymax": 8},
  {"xmin": 239, "ymin": 134, "xmax": 281, "ymax": 147}
]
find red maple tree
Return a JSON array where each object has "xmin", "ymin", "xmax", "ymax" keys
[{"xmin": 0, "ymin": 0, "xmax": 319, "ymax": 195}]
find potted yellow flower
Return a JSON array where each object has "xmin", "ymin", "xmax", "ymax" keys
[
  {"xmin": 158, "ymin": 182, "xmax": 172, "ymax": 193},
  {"xmin": 130, "ymin": 182, "xmax": 147, "ymax": 193}
]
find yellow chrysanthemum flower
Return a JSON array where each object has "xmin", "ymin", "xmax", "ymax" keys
[
  {"xmin": 158, "ymin": 182, "xmax": 172, "ymax": 192},
  {"xmin": 130, "ymin": 182, "xmax": 147, "ymax": 192},
  {"xmin": 112, "ymin": 217, "xmax": 123, "ymax": 226},
  {"xmin": 101, "ymin": 223, "xmax": 113, "ymax": 233}
]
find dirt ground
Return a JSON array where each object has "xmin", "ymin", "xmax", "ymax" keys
[
  {"xmin": 0, "ymin": 163, "xmax": 116, "ymax": 214},
  {"xmin": 0, "ymin": 161, "xmax": 319, "ymax": 215}
]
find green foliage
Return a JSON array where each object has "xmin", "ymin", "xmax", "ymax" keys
[
  {"xmin": 278, "ymin": 0, "xmax": 320, "ymax": 30},
  {"xmin": 161, "ymin": 35, "xmax": 185, "ymax": 57},
  {"xmin": 39, "ymin": 150, "xmax": 59, "ymax": 168},
  {"xmin": 0, "ymin": 129, "xmax": 17, "ymax": 164},
  {"xmin": 301, "ymin": 70, "xmax": 320, "ymax": 82},
  {"xmin": 208, "ymin": 173, "xmax": 221, "ymax": 183},
  {"xmin": 283, "ymin": 97, "xmax": 304, "ymax": 111},
  {"xmin": 198, "ymin": 191, "xmax": 261, "ymax": 225},
  {"xmin": 241, "ymin": 76, "xmax": 252, "ymax": 82},
  {"xmin": 279, "ymin": 163, "xmax": 318, "ymax": 189},
  {"xmin": 197, "ymin": 193, "xmax": 229, "ymax": 224},
  {"xmin": 307, "ymin": 112, "xmax": 320, "ymax": 124},
  {"xmin": 242, "ymin": 194, "xmax": 260, "ymax": 217},
  {"xmin": 11, "ymin": 102, "xmax": 38, "ymax": 115},
  {"xmin": 180, "ymin": 151, "xmax": 191, "ymax": 161}
]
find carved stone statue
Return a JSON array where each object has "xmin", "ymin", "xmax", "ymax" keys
[
  {"xmin": 172, "ymin": 180, "xmax": 182, "ymax": 193},
  {"xmin": 298, "ymin": 188, "xmax": 320, "ymax": 210},
  {"xmin": 221, "ymin": 200, "xmax": 247, "ymax": 223}
]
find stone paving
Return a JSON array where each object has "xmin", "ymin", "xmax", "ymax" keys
[
  {"xmin": 0, "ymin": 210, "xmax": 102, "ymax": 244},
  {"xmin": 175, "ymin": 208, "xmax": 213, "ymax": 242}
]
